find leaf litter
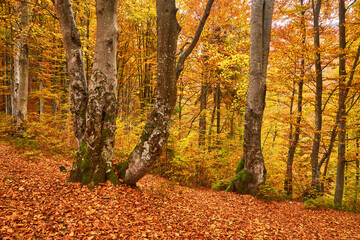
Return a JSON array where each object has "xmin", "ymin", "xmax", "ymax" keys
[{"xmin": 0, "ymin": 142, "xmax": 359, "ymax": 239}]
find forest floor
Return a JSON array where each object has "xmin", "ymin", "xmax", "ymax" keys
[{"xmin": 0, "ymin": 142, "xmax": 359, "ymax": 239}]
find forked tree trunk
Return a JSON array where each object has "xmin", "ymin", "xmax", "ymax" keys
[
  {"xmin": 13, "ymin": 0, "xmax": 30, "ymax": 133},
  {"xmin": 118, "ymin": 0, "xmax": 181, "ymax": 185},
  {"xmin": 53, "ymin": 0, "xmax": 119, "ymax": 187},
  {"xmin": 55, "ymin": 0, "xmax": 214, "ymax": 187},
  {"xmin": 227, "ymin": 0, "xmax": 275, "ymax": 195},
  {"xmin": 69, "ymin": 0, "xmax": 120, "ymax": 186}
]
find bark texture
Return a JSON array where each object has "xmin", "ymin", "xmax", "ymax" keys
[
  {"xmin": 69, "ymin": 0, "xmax": 120, "ymax": 186},
  {"xmin": 54, "ymin": 0, "xmax": 119, "ymax": 187},
  {"xmin": 228, "ymin": 0, "xmax": 275, "ymax": 195},
  {"xmin": 52, "ymin": 0, "xmax": 87, "ymax": 144},
  {"xmin": 13, "ymin": 0, "xmax": 30, "ymax": 133}
]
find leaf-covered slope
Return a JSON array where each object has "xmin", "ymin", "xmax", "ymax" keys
[{"xmin": 0, "ymin": 142, "xmax": 359, "ymax": 239}]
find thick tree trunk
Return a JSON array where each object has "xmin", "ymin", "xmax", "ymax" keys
[
  {"xmin": 334, "ymin": 0, "xmax": 346, "ymax": 206},
  {"xmin": 53, "ymin": 0, "xmax": 119, "ymax": 187},
  {"xmin": 55, "ymin": 0, "xmax": 213, "ymax": 187},
  {"xmin": 69, "ymin": 0, "xmax": 120, "ymax": 186},
  {"xmin": 284, "ymin": 0, "xmax": 305, "ymax": 197},
  {"xmin": 227, "ymin": 0, "xmax": 275, "ymax": 195},
  {"xmin": 13, "ymin": 0, "xmax": 30, "ymax": 133},
  {"xmin": 310, "ymin": 0, "xmax": 322, "ymax": 190}
]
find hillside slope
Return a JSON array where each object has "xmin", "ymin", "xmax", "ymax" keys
[{"xmin": 0, "ymin": 142, "xmax": 359, "ymax": 239}]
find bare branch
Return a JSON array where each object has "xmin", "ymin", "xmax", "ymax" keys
[{"xmin": 176, "ymin": 0, "xmax": 215, "ymax": 79}]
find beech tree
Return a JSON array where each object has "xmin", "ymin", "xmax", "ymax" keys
[
  {"xmin": 227, "ymin": 0, "xmax": 275, "ymax": 195},
  {"xmin": 53, "ymin": 0, "xmax": 120, "ymax": 187},
  {"xmin": 54, "ymin": 0, "xmax": 214, "ymax": 187},
  {"xmin": 13, "ymin": 0, "xmax": 30, "ymax": 133}
]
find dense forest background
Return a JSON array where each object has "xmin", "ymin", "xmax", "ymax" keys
[{"xmin": 1, "ymin": 0, "xmax": 360, "ymax": 210}]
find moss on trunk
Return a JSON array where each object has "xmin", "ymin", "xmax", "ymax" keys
[{"xmin": 226, "ymin": 158, "xmax": 252, "ymax": 194}]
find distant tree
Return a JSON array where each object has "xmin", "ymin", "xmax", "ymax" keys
[
  {"xmin": 227, "ymin": 0, "xmax": 275, "ymax": 195},
  {"xmin": 284, "ymin": 0, "xmax": 306, "ymax": 197}
]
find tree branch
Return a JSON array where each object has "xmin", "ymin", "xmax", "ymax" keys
[{"xmin": 176, "ymin": 0, "xmax": 215, "ymax": 79}]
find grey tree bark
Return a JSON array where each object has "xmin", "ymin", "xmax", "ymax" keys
[
  {"xmin": 52, "ymin": 0, "xmax": 87, "ymax": 145},
  {"xmin": 118, "ymin": 0, "xmax": 215, "ymax": 186},
  {"xmin": 69, "ymin": 0, "xmax": 120, "ymax": 186},
  {"xmin": 13, "ymin": 0, "xmax": 30, "ymax": 133},
  {"xmin": 227, "ymin": 0, "xmax": 275, "ymax": 195},
  {"xmin": 53, "ymin": 0, "xmax": 119, "ymax": 187}
]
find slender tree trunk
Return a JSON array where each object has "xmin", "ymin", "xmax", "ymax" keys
[
  {"xmin": 207, "ymin": 85, "xmax": 217, "ymax": 149},
  {"xmin": 334, "ymin": 0, "xmax": 347, "ymax": 205},
  {"xmin": 199, "ymin": 82, "xmax": 207, "ymax": 146},
  {"xmin": 3, "ymin": 48, "xmax": 10, "ymax": 115},
  {"xmin": 284, "ymin": 0, "xmax": 305, "ymax": 196},
  {"xmin": 216, "ymin": 82, "xmax": 221, "ymax": 136},
  {"xmin": 39, "ymin": 80, "xmax": 44, "ymax": 120},
  {"xmin": 310, "ymin": 0, "xmax": 323, "ymax": 190},
  {"xmin": 356, "ymin": 138, "xmax": 360, "ymax": 187},
  {"xmin": 227, "ymin": 0, "xmax": 275, "ymax": 195},
  {"xmin": 356, "ymin": 138, "xmax": 359, "ymax": 206},
  {"xmin": 13, "ymin": 0, "xmax": 30, "ymax": 133},
  {"xmin": 229, "ymin": 108, "xmax": 235, "ymax": 138}
]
